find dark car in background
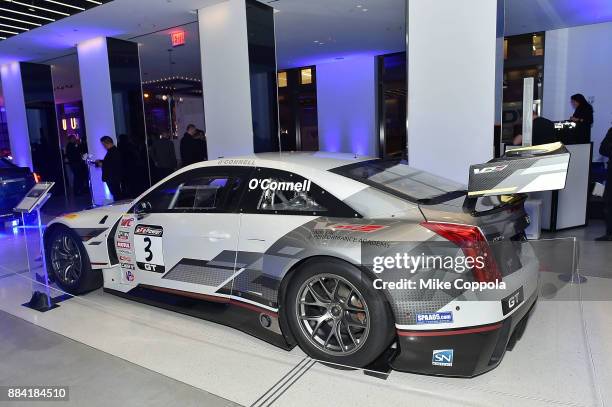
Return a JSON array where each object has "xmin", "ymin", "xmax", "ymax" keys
[{"xmin": 0, "ymin": 157, "xmax": 36, "ymax": 229}]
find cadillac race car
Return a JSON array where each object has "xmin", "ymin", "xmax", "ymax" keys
[{"xmin": 44, "ymin": 144, "xmax": 569, "ymax": 377}]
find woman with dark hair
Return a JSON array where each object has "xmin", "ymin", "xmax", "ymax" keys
[{"xmin": 570, "ymin": 93, "xmax": 594, "ymax": 143}]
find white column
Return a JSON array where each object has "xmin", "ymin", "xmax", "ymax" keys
[
  {"xmin": 316, "ymin": 56, "xmax": 377, "ymax": 157},
  {"xmin": 408, "ymin": 0, "xmax": 497, "ymax": 184},
  {"xmin": 198, "ymin": 0, "xmax": 254, "ymax": 159},
  {"xmin": 77, "ymin": 37, "xmax": 116, "ymax": 206},
  {"xmin": 0, "ymin": 62, "xmax": 32, "ymax": 169}
]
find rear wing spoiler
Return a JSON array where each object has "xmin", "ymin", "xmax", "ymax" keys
[{"xmin": 467, "ymin": 142, "xmax": 570, "ymax": 198}]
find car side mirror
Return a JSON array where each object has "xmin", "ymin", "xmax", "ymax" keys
[{"xmin": 135, "ymin": 201, "xmax": 151, "ymax": 215}]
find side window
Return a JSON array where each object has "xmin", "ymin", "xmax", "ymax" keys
[
  {"xmin": 243, "ymin": 168, "xmax": 360, "ymax": 217},
  {"xmin": 169, "ymin": 176, "xmax": 228, "ymax": 210},
  {"xmin": 135, "ymin": 167, "xmax": 248, "ymax": 213}
]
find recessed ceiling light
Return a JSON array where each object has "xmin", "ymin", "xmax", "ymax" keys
[
  {"xmin": 0, "ymin": 7, "xmax": 54, "ymax": 21},
  {"xmin": 362, "ymin": 8, "xmax": 368, "ymax": 12},
  {"xmin": 0, "ymin": 22, "xmax": 28, "ymax": 31},
  {"xmin": 356, "ymin": 4, "xmax": 362, "ymax": 7},
  {"xmin": 11, "ymin": 0, "xmax": 70, "ymax": 17},
  {"xmin": 318, "ymin": 42, "xmax": 324, "ymax": 45},
  {"xmin": 0, "ymin": 15, "xmax": 41, "ymax": 26},
  {"xmin": 313, "ymin": 40, "xmax": 319, "ymax": 43},
  {"xmin": 44, "ymin": 0, "xmax": 84, "ymax": 11}
]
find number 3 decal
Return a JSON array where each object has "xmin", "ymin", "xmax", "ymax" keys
[
  {"xmin": 143, "ymin": 237, "xmax": 153, "ymax": 262},
  {"xmin": 134, "ymin": 225, "xmax": 165, "ymax": 273}
]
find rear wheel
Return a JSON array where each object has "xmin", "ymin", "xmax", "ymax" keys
[
  {"xmin": 46, "ymin": 226, "xmax": 102, "ymax": 295},
  {"xmin": 285, "ymin": 258, "xmax": 394, "ymax": 368}
]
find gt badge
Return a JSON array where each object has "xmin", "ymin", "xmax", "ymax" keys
[
  {"xmin": 502, "ymin": 286, "xmax": 524, "ymax": 315},
  {"xmin": 134, "ymin": 225, "xmax": 165, "ymax": 273}
]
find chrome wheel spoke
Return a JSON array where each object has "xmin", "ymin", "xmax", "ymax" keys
[
  {"xmin": 345, "ymin": 322, "xmax": 358, "ymax": 347},
  {"xmin": 334, "ymin": 320, "xmax": 346, "ymax": 351},
  {"xmin": 306, "ymin": 283, "xmax": 330, "ymax": 306}
]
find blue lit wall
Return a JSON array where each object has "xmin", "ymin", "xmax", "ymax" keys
[
  {"xmin": 316, "ymin": 56, "xmax": 377, "ymax": 157},
  {"xmin": 0, "ymin": 62, "xmax": 32, "ymax": 169}
]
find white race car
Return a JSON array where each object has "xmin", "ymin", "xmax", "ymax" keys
[{"xmin": 44, "ymin": 146, "xmax": 569, "ymax": 376}]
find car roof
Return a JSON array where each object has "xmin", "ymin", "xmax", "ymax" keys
[
  {"xmin": 176, "ymin": 151, "xmax": 376, "ymax": 201},
  {"xmin": 223, "ymin": 151, "xmax": 374, "ymax": 171}
]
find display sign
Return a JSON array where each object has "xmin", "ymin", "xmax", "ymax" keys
[
  {"xmin": 171, "ymin": 31, "xmax": 185, "ymax": 47},
  {"xmin": 14, "ymin": 182, "xmax": 55, "ymax": 213}
]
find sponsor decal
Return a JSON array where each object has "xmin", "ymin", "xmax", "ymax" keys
[
  {"xmin": 117, "ymin": 231, "xmax": 130, "ymax": 240},
  {"xmin": 432, "ymin": 349, "xmax": 453, "ymax": 367},
  {"xmin": 314, "ymin": 222, "xmax": 387, "ymax": 233},
  {"xmin": 120, "ymin": 263, "xmax": 135, "ymax": 270},
  {"xmin": 119, "ymin": 255, "xmax": 132, "ymax": 263},
  {"xmin": 416, "ymin": 311, "xmax": 453, "ymax": 325},
  {"xmin": 473, "ymin": 165, "xmax": 508, "ymax": 174},
  {"xmin": 120, "ymin": 217, "xmax": 134, "ymax": 228},
  {"xmin": 248, "ymin": 178, "xmax": 311, "ymax": 193},
  {"xmin": 332, "ymin": 224, "xmax": 387, "ymax": 233},
  {"xmin": 125, "ymin": 270, "xmax": 135, "ymax": 281},
  {"xmin": 116, "ymin": 241, "xmax": 131, "ymax": 250},
  {"xmin": 134, "ymin": 224, "xmax": 163, "ymax": 237}
]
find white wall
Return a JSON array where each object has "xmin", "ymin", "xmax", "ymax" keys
[
  {"xmin": 198, "ymin": 0, "xmax": 254, "ymax": 159},
  {"xmin": 543, "ymin": 21, "xmax": 612, "ymax": 159},
  {"xmin": 175, "ymin": 96, "xmax": 205, "ymax": 136},
  {"xmin": 77, "ymin": 37, "xmax": 116, "ymax": 205},
  {"xmin": 316, "ymin": 56, "xmax": 377, "ymax": 157},
  {"xmin": 0, "ymin": 62, "xmax": 32, "ymax": 169},
  {"xmin": 408, "ymin": 0, "xmax": 497, "ymax": 184}
]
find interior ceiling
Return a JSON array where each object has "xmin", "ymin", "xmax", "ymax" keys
[
  {"xmin": 0, "ymin": 0, "xmax": 112, "ymax": 41},
  {"xmin": 1, "ymin": 0, "xmax": 612, "ymax": 80}
]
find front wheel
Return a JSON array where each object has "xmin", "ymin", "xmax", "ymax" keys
[
  {"xmin": 46, "ymin": 226, "xmax": 102, "ymax": 295},
  {"xmin": 285, "ymin": 258, "xmax": 394, "ymax": 368}
]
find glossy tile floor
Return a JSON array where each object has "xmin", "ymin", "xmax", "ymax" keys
[{"xmin": 0, "ymin": 221, "xmax": 611, "ymax": 407}]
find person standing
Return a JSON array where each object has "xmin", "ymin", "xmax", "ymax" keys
[
  {"xmin": 570, "ymin": 94, "xmax": 594, "ymax": 144},
  {"xmin": 180, "ymin": 124, "xmax": 207, "ymax": 166},
  {"xmin": 532, "ymin": 111, "xmax": 557, "ymax": 145},
  {"xmin": 596, "ymin": 127, "xmax": 612, "ymax": 241},
  {"xmin": 150, "ymin": 132, "xmax": 178, "ymax": 181},
  {"xmin": 65, "ymin": 135, "xmax": 88, "ymax": 195},
  {"xmin": 96, "ymin": 136, "xmax": 123, "ymax": 201}
]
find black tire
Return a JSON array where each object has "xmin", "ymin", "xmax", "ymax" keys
[
  {"xmin": 45, "ymin": 226, "xmax": 102, "ymax": 295},
  {"xmin": 285, "ymin": 258, "xmax": 394, "ymax": 368}
]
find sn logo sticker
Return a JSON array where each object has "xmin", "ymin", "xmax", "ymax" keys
[{"xmin": 432, "ymin": 349, "xmax": 454, "ymax": 367}]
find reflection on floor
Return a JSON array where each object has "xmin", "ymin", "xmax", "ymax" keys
[{"xmin": 0, "ymin": 221, "xmax": 611, "ymax": 407}]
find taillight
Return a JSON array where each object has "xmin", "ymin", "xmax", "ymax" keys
[
  {"xmin": 33, "ymin": 172, "xmax": 41, "ymax": 183},
  {"xmin": 420, "ymin": 221, "xmax": 501, "ymax": 283}
]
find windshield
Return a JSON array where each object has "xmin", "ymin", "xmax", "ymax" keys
[{"xmin": 332, "ymin": 159, "xmax": 466, "ymax": 203}]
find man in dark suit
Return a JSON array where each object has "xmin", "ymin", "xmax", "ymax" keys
[
  {"xmin": 180, "ymin": 124, "xmax": 207, "ymax": 167},
  {"xmin": 596, "ymin": 127, "xmax": 612, "ymax": 241},
  {"xmin": 96, "ymin": 136, "xmax": 123, "ymax": 201},
  {"xmin": 532, "ymin": 112, "xmax": 557, "ymax": 145}
]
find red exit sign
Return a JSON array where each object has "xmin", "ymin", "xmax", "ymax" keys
[{"xmin": 171, "ymin": 31, "xmax": 185, "ymax": 47}]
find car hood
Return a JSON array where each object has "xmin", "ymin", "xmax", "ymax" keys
[{"xmin": 54, "ymin": 201, "xmax": 132, "ymax": 229}]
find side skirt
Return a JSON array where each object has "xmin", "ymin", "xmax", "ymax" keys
[{"xmin": 104, "ymin": 285, "xmax": 295, "ymax": 351}]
